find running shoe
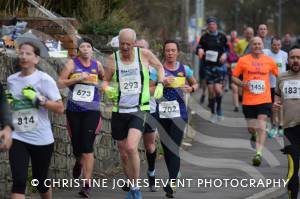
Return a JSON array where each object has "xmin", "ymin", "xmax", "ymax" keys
[
  {"xmin": 78, "ymin": 185, "xmax": 91, "ymax": 198},
  {"xmin": 216, "ymin": 109, "xmax": 224, "ymax": 121},
  {"xmin": 209, "ymin": 114, "xmax": 218, "ymax": 123},
  {"xmin": 121, "ymin": 182, "xmax": 130, "ymax": 192},
  {"xmin": 278, "ymin": 128, "xmax": 284, "ymax": 137},
  {"xmin": 128, "ymin": 189, "xmax": 142, "ymax": 199},
  {"xmin": 148, "ymin": 173, "xmax": 157, "ymax": 192},
  {"xmin": 72, "ymin": 159, "xmax": 82, "ymax": 179},
  {"xmin": 233, "ymin": 107, "xmax": 239, "ymax": 112},
  {"xmin": 267, "ymin": 126, "xmax": 278, "ymax": 138},
  {"xmin": 252, "ymin": 154, "xmax": 262, "ymax": 167},
  {"xmin": 163, "ymin": 182, "xmax": 176, "ymax": 198}
]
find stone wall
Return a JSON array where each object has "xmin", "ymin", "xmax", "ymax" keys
[{"xmin": 0, "ymin": 54, "xmax": 131, "ymax": 198}]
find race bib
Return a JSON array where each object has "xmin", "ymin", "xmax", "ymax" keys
[
  {"xmin": 13, "ymin": 108, "xmax": 38, "ymax": 132},
  {"xmin": 205, "ymin": 50, "xmax": 219, "ymax": 62},
  {"xmin": 249, "ymin": 80, "xmax": 265, "ymax": 94},
  {"xmin": 283, "ymin": 80, "xmax": 300, "ymax": 99},
  {"xmin": 120, "ymin": 65, "xmax": 142, "ymax": 96},
  {"xmin": 72, "ymin": 84, "xmax": 95, "ymax": 102},
  {"xmin": 159, "ymin": 100, "xmax": 180, "ymax": 118}
]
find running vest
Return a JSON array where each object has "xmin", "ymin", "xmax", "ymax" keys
[
  {"xmin": 112, "ymin": 47, "xmax": 150, "ymax": 113},
  {"xmin": 157, "ymin": 63, "xmax": 188, "ymax": 121},
  {"xmin": 67, "ymin": 57, "xmax": 101, "ymax": 112}
]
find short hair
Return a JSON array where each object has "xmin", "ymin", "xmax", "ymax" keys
[
  {"xmin": 288, "ymin": 45, "xmax": 300, "ymax": 56},
  {"xmin": 19, "ymin": 42, "xmax": 40, "ymax": 56},
  {"xmin": 271, "ymin": 36, "xmax": 281, "ymax": 44},
  {"xmin": 163, "ymin": 39, "xmax": 180, "ymax": 52},
  {"xmin": 119, "ymin": 28, "xmax": 136, "ymax": 41},
  {"xmin": 77, "ymin": 37, "xmax": 94, "ymax": 49}
]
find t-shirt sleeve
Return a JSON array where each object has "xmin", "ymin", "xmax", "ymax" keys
[
  {"xmin": 150, "ymin": 68, "xmax": 158, "ymax": 82},
  {"xmin": 43, "ymin": 75, "xmax": 62, "ymax": 101},
  {"xmin": 184, "ymin": 65, "xmax": 193, "ymax": 79},
  {"xmin": 232, "ymin": 58, "xmax": 243, "ymax": 77},
  {"xmin": 270, "ymin": 60, "xmax": 279, "ymax": 76}
]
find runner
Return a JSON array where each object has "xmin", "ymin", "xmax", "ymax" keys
[
  {"xmin": 235, "ymin": 27, "xmax": 254, "ymax": 57},
  {"xmin": 232, "ymin": 37, "xmax": 278, "ymax": 166},
  {"xmin": 257, "ymin": 24, "xmax": 271, "ymax": 50},
  {"xmin": 197, "ymin": 16, "xmax": 228, "ymax": 123},
  {"xmin": 102, "ymin": 28, "xmax": 164, "ymax": 199},
  {"xmin": 7, "ymin": 42, "xmax": 64, "ymax": 199},
  {"xmin": 58, "ymin": 37, "xmax": 104, "ymax": 198},
  {"xmin": 273, "ymin": 46, "xmax": 300, "ymax": 199},
  {"xmin": 263, "ymin": 37, "xmax": 288, "ymax": 137},
  {"xmin": 153, "ymin": 40, "xmax": 198, "ymax": 198},
  {"xmin": 0, "ymin": 82, "xmax": 13, "ymax": 152},
  {"xmin": 135, "ymin": 39, "xmax": 158, "ymax": 192}
]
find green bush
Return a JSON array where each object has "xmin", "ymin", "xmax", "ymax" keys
[{"xmin": 79, "ymin": 9, "xmax": 140, "ymax": 36}]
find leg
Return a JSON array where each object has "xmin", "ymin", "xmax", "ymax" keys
[
  {"xmin": 207, "ymin": 84, "xmax": 215, "ymax": 114},
  {"xmin": 126, "ymin": 128, "xmax": 143, "ymax": 183},
  {"xmin": 214, "ymin": 83, "xmax": 224, "ymax": 114},
  {"xmin": 143, "ymin": 132, "xmax": 156, "ymax": 171},
  {"xmin": 255, "ymin": 114, "xmax": 268, "ymax": 154},
  {"xmin": 117, "ymin": 139, "xmax": 131, "ymax": 178},
  {"xmin": 231, "ymin": 83, "xmax": 239, "ymax": 110},
  {"xmin": 9, "ymin": 140, "xmax": 30, "ymax": 199},
  {"xmin": 80, "ymin": 111, "xmax": 101, "ymax": 181},
  {"xmin": 30, "ymin": 143, "xmax": 54, "ymax": 199}
]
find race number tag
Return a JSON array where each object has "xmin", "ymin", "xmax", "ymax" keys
[
  {"xmin": 119, "ymin": 65, "xmax": 141, "ymax": 95},
  {"xmin": 249, "ymin": 80, "xmax": 265, "ymax": 94},
  {"xmin": 205, "ymin": 50, "xmax": 219, "ymax": 62},
  {"xmin": 72, "ymin": 84, "xmax": 94, "ymax": 102},
  {"xmin": 159, "ymin": 100, "xmax": 180, "ymax": 118},
  {"xmin": 13, "ymin": 108, "xmax": 38, "ymax": 132},
  {"xmin": 283, "ymin": 80, "xmax": 300, "ymax": 99}
]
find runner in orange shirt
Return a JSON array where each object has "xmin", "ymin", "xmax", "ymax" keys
[{"xmin": 232, "ymin": 37, "xmax": 278, "ymax": 166}]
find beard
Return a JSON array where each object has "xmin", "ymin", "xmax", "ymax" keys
[{"xmin": 290, "ymin": 64, "xmax": 300, "ymax": 73}]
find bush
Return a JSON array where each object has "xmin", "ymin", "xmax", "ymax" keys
[{"xmin": 79, "ymin": 9, "xmax": 140, "ymax": 36}]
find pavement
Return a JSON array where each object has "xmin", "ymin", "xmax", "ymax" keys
[{"xmin": 28, "ymin": 90, "xmax": 290, "ymax": 199}]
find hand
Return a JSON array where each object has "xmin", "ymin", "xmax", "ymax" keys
[
  {"xmin": 219, "ymin": 53, "xmax": 227, "ymax": 64},
  {"xmin": 22, "ymin": 85, "xmax": 37, "ymax": 103},
  {"xmin": 163, "ymin": 76, "xmax": 175, "ymax": 86},
  {"xmin": 154, "ymin": 83, "xmax": 164, "ymax": 99},
  {"xmin": 104, "ymin": 86, "xmax": 118, "ymax": 100},
  {"xmin": 198, "ymin": 49, "xmax": 205, "ymax": 59},
  {"xmin": 272, "ymin": 101, "xmax": 282, "ymax": 112},
  {"xmin": 78, "ymin": 72, "xmax": 89, "ymax": 82},
  {"xmin": 241, "ymin": 81, "xmax": 249, "ymax": 89},
  {"xmin": 0, "ymin": 126, "xmax": 12, "ymax": 152},
  {"xmin": 5, "ymin": 90, "xmax": 14, "ymax": 105},
  {"xmin": 181, "ymin": 85, "xmax": 193, "ymax": 93}
]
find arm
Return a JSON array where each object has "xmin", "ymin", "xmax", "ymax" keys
[
  {"xmin": 0, "ymin": 84, "xmax": 13, "ymax": 151},
  {"xmin": 97, "ymin": 61, "xmax": 105, "ymax": 81},
  {"xmin": 57, "ymin": 59, "xmax": 84, "ymax": 88},
  {"xmin": 182, "ymin": 66, "xmax": 199, "ymax": 93},
  {"xmin": 42, "ymin": 100, "xmax": 64, "ymax": 114},
  {"xmin": 142, "ymin": 49, "xmax": 164, "ymax": 83},
  {"xmin": 231, "ymin": 59, "xmax": 247, "ymax": 88}
]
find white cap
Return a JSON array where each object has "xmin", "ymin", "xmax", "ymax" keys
[{"xmin": 109, "ymin": 36, "xmax": 119, "ymax": 48}]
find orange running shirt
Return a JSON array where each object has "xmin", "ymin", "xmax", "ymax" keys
[{"xmin": 233, "ymin": 54, "xmax": 279, "ymax": 105}]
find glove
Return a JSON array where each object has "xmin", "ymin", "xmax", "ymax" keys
[
  {"xmin": 154, "ymin": 83, "xmax": 164, "ymax": 99},
  {"xmin": 104, "ymin": 86, "xmax": 118, "ymax": 100},
  {"xmin": 4, "ymin": 90, "xmax": 14, "ymax": 105},
  {"xmin": 22, "ymin": 85, "xmax": 38, "ymax": 105}
]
